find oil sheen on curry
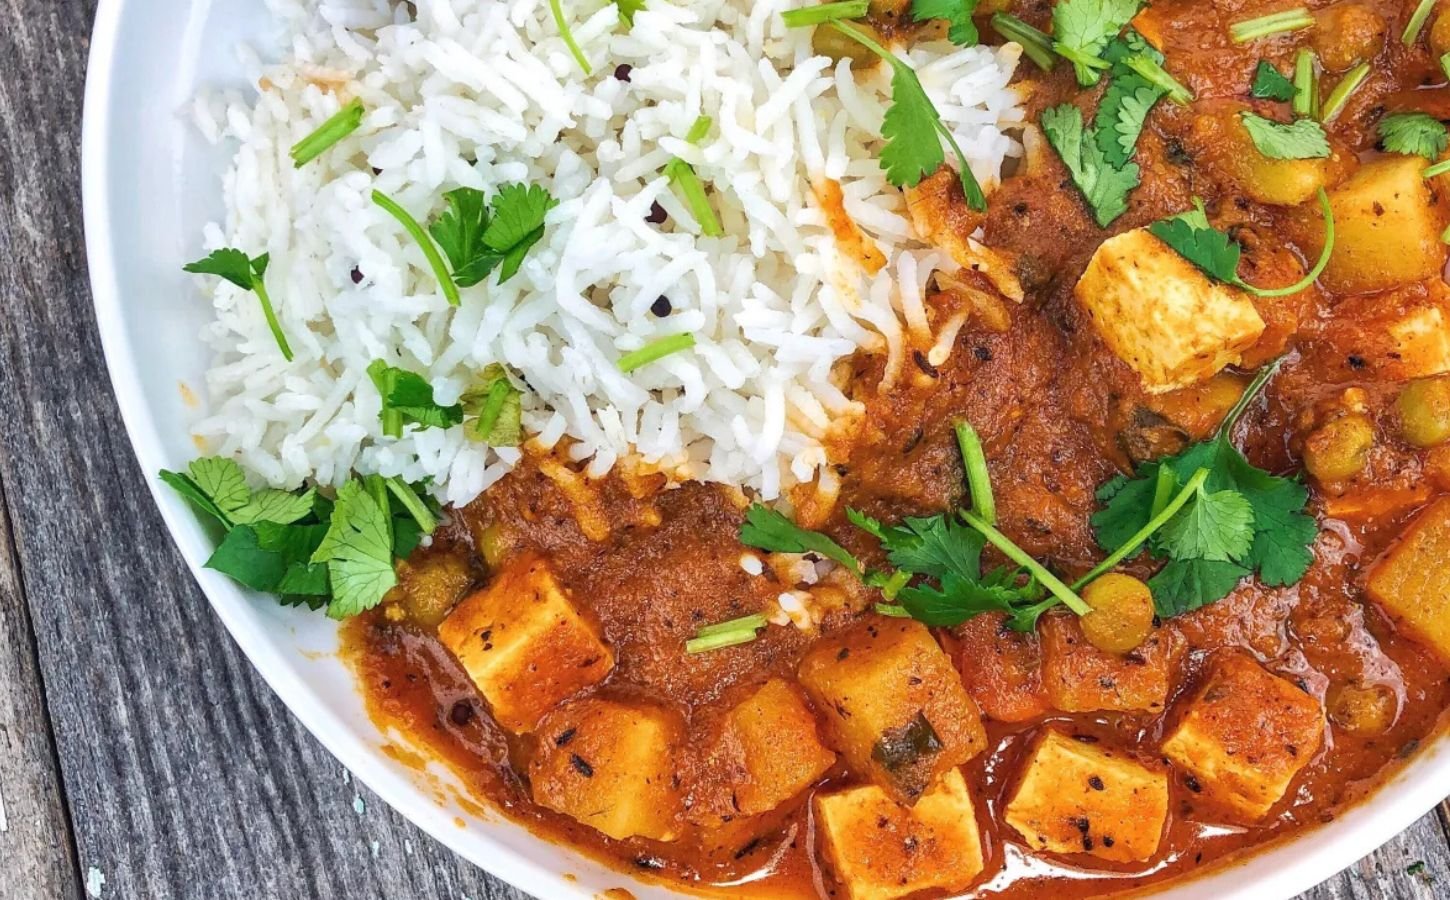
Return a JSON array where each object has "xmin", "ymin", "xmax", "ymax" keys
[{"xmin": 340, "ymin": 2, "xmax": 1450, "ymax": 897}]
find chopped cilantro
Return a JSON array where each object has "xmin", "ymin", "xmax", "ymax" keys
[
  {"xmin": 290, "ymin": 98, "xmax": 365, "ymax": 168},
  {"xmin": 1041, "ymin": 104, "xmax": 1141, "ymax": 227},
  {"xmin": 1319, "ymin": 62, "xmax": 1370, "ymax": 123},
  {"xmin": 1121, "ymin": 53, "xmax": 1193, "ymax": 104},
  {"xmin": 781, "ymin": 0, "xmax": 868, "ymax": 27},
  {"xmin": 429, "ymin": 184, "xmax": 558, "ymax": 287},
  {"xmin": 664, "ymin": 116, "xmax": 724, "ymax": 237},
  {"xmin": 614, "ymin": 0, "xmax": 646, "ymax": 26},
  {"xmin": 1379, "ymin": 111, "xmax": 1449, "ymax": 160},
  {"xmin": 371, "ymin": 190, "xmax": 461, "ymax": 307},
  {"xmin": 617, "ymin": 333, "xmax": 697, "ymax": 373},
  {"xmin": 1148, "ymin": 189, "xmax": 1335, "ymax": 298},
  {"xmin": 1052, "ymin": 0, "xmax": 1143, "ymax": 86},
  {"xmin": 685, "ymin": 613, "xmax": 769, "ymax": 653},
  {"xmin": 1241, "ymin": 113, "xmax": 1331, "ymax": 159},
  {"xmin": 1405, "ymin": 0, "xmax": 1437, "ymax": 44},
  {"xmin": 461, "ymin": 364, "xmax": 524, "ymax": 446},
  {"xmin": 1251, "ymin": 60, "xmax": 1297, "ymax": 101},
  {"xmin": 1091, "ymin": 360, "xmax": 1317, "ymax": 617},
  {"xmin": 784, "ymin": 17, "xmax": 987, "ymax": 211},
  {"xmin": 367, "ymin": 360, "xmax": 465, "ymax": 438},
  {"xmin": 989, "ymin": 13, "xmax": 1056, "ymax": 71},
  {"xmin": 549, "ymin": 0, "xmax": 592, "ymax": 74},
  {"xmin": 912, "ymin": 0, "xmax": 982, "ymax": 46},
  {"xmin": 183, "ymin": 249, "xmax": 293, "ymax": 361},
  {"xmin": 311, "ymin": 479, "xmax": 398, "ymax": 619},
  {"xmin": 738, "ymin": 504, "xmax": 864, "ymax": 575},
  {"xmin": 1293, "ymin": 49, "xmax": 1319, "ymax": 118},
  {"xmin": 1230, "ymin": 8, "xmax": 1314, "ymax": 43}
]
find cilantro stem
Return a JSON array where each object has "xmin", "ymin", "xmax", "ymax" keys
[
  {"xmin": 954, "ymin": 421, "xmax": 996, "ymax": 525},
  {"xmin": 290, "ymin": 98, "xmax": 365, "ymax": 168},
  {"xmin": 1123, "ymin": 54, "xmax": 1194, "ymax": 105},
  {"xmin": 1054, "ymin": 41, "xmax": 1112, "ymax": 83},
  {"xmin": 472, "ymin": 379, "xmax": 512, "ymax": 439},
  {"xmin": 1149, "ymin": 464, "xmax": 1177, "ymax": 518},
  {"xmin": 1220, "ymin": 356, "xmax": 1285, "ymax": 439},
  {"xmin": 363, "ymin": 473, "xmax": 393, "ymax": 550},
  {"xmin": 1441, "ymin": 51, "xmax": 1450, "ymax": 80},
  {"xmin": 618, "ymin": 333, "xmax": 697, "ymax": 372},
  {"xmin": 960, "ymin": 510, "xmax": 1091, "ymax": 615},
  {"xmin": 250, "ymin": 278, "xmax": 294, "ymax": 362},
  {"xmin": 549, "ymin": 0, "xmax": 592, "ymax": 75},
  {"xmin": 1292, "ymin": 49, "xmax": 1319, "ymax": 118},
  {"xmin": 933, "ymin": 120, "xmax": 989, "ymax": 212},
  {"xmin": 664, "ymin": 115, "xmax": 724, "ymax": 236},
  {"xmin": 1405, "ymin": 0, "xmax": 1437, "ymax": 44},
  {"xmin": 1070, "ymin": 468, "xmax": 1210, "ymax": 591},
  {"xmin": 385, "ymin": 477, "xmax": 437, "ymax": 535},
  {"xmin": 878, "ymin": 569, "xmax": 912, "ymax": 599},
  {"xmin": 1318, "ymin": 62, "xmax": 1369, "ymax": 123},
  {"xmin": 781, "ymin": 0, "xmax": 869, "ymax": 28},
  {"xmin": 1229, "ymin": 8, "xmax": 1314, "ymax": 44},
  {"xmin": 1241, "ymin": 187, "xmax": 1334, "ymax": 297},
  {"xmin": 874, "ymin": 602, "xmax": 911, "ymax": 617},
  {"xmin": 990, "ymin": 13, "xmax": 1056, "ymax": 71},
  {"xmin": 684, "ymin": 115, "xmax": 713, "ymax": 144},
  {"xmin": 1433, "ymin": 158, "xmax": 1450, "ymax": 178},
  {"xmin": 371, "ymin": 190, "xmax": 461, "ymax": 307},
  {"xmin": 686, "ymin": 613, "xmax": 767, "ymax": 653}
]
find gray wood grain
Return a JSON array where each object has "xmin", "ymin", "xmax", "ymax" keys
[{"xmin": 0, "ymin": 0, "xmax": 1444, "ymax": 898}]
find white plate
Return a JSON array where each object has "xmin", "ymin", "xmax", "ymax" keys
[{"xmin": 80, "ymin": 1, "xmax": 1450, "ymax": 898}]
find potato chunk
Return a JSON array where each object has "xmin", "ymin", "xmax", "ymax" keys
[
  {"xmin": 1366, "ymin": 497, "xmax": 1450, "ymax": 665},
  {"xmin": 954, "ymin": 612, "xmax": 1049, "ymax": 722},
  {"xmin": 815, "ymin": 768, "xmax": 985, "ymax": 900},
  {"xmin": 1040, "ymin": 614, "xmax": 1184, "ymax": 713},
  {"xmin": 1201, "ymin": 108, "xmax": 1356, "ymax": 206},
  {"xmin": 529, "ymin": 697, "xmax": 684, "ymax": 842},
  {"xmin": 1161, "ymin": 653, "xmax": 1324, "ymax": 821},
  {"xmin": 1004, "ymin": 729, "xmax": 1169, "ymax": 863},
  {"xmin": 1289, "ymin": 155, "xmax": 1448, "ymax": 295},
  {"xmin": 799, "ymin": 617, "xmax": 987, "ymax": 802},
  {"xmin": 1074, "ymin": 228, "xmax": 1266, "ymax": 393},
  {"xmin": 689, "ymin": 679, "xmax": 836, "ymax": 825},
  {"xmin": 1313, "ymin": 280, "xmax": 1450, "ymax": 382},
  {"xmin": 437, "ymin": 554, "xmax": 613, "ymax": 733}
]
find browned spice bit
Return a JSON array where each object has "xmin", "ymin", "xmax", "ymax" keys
[
  {"xmin": 634, "ymin": 856, "xmax": 665, "ymax": 870},
  {"xmin": 555, "ymin": 727, "xmax": 577, "ymax": 746},
  {"xmin": 912, "ymin": 350, "xmax": 940, "ymax": 378},
  {"xmin": 646, "ymin": 200, "xmax": 668, "ymax": 224},
  {"xmin": 1073, "ymin": 817, "xmax": 1091, "ymax": 834},
  {"xmin": 837, "ymin": 647, "xmax": 850, "ymax": 661},
  {"xmin": 448, "ymin": 700, "xmax": 475, "ymax": 726},
  {"xmin": 1102, "ymin": 836, "xmax": 1115, "ymax": 848},
  {"xmin": 570, "ymin": 753, "xmax": 594, "ymax": 777},
  {"xmin": 651, "ymin": 295, "xmax": 673, "ymax": 317},
  {"xmin": 1184, "ymin": 774, "xmax": 1202, "ymax": 793},
  {"xmin": 614, "ymin": 63, "xmax": 633, "ymax": 82},
  {"xmin": 1088, "ymin": 775, "xmax": 1105, "ymax": 791},
  {"xmin": 350, "ymin": 266, "xmax": 365, "ymax": 284}
]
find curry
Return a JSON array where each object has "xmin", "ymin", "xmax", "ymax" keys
[{"xmin": 341, "ymin": 1, "xmax": 1450, "ymax": 897}]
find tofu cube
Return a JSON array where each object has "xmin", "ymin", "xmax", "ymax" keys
[
  {"xmin": 528, "ymin": 697, "xmax": 684, "ymax": 842},
  {"xmin": 1040, "ymin": 614, "xmax": 1183, "ymax": 714},
  {"xmin": 1004, "ymin": 729, "xmax": 1169, "ymax": 863},
  {"xmin": 815, "ymin": 768, "xmax": 985, "ymax": 900},
  {"xmin": 1290, "ymin": 155, "xmax": 1448, "ymax": 295},
  {"xmin": 1367, "ymin": 497, "xmax": 1450, "ymax": 665},
  {"xmin": 1161, "ymin": 652, "xmax": 1325, "ymax": 821},
  {"xmin": 689, "ymin": 679, "xmax": 836, "ymax": 825},
  {"xmin": 799, "ymin": 617, "xmax": 988, "ymax": 803},
  {"xmin": 1074, "ymin": 228, "xmax": 1266, "ymax": 393},
  {"xmin": 437, "ymin": 554, "xmax": 613, "ymax": 733}
]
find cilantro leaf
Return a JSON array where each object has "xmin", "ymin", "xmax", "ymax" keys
[
  {"xmin": 484, "ymin": 184, "xmax": 558, "ymax": 283},
  {"xmin": 912, "ymin": 0, "xmax": 981, "ymax": 46},
  {"xmin": 897, "ymin": 570, "xmax": 1038, "ymax": 628},
  {"xmin": 1379, "ymin": 111, "xmax": 1449, "ymax": 161},
  {"xmin": 1148, "ymin": 213, "xmax": 1243, "ymax": 283},
  {"xmin": 1099, "ymin": 82, "xmax": 1163, "ymax": 166},
  {"xmin": 187, "ymin": 457, "xmax": 253, "ymax": 517},
  {"xmin": 880, "ymin": 64, "xmax": 949, "ymax": 191},
  {"xmin": 462, "ymin": 364, "xmax": 524, "ymax": 447},
  {"xmin": 739, "ymin": 504, "xmax": 862, "ymax": 574},
  {"xmin": 311, "ymin": 480, "xmax": 398, "ymax": 619},
  {"xmin": 158, "ymin": 469, "xmax": 233, "ymax": 528},
  {"xmin": 1148, "ymin": 558, "xmax": 1251, "ymax": 617},
  {"xmin": 874, "ymin": 514, "xmax": 987, "ymax": 581},
  {"xmin": 429, "ymin": 188, "xmax": 492, "ymax": 287},
  {"xmin": 1154, "ymin": 487, "xmax": 1255, "ymax": 562},
  {"xmin": 230, "ymin": 488, "xmax": 317, "ymax": 526},
  {"xmin": 615, "ymin": 0, "xmax": 645, "ymax": 25},
  {"xmin": 1090, "ymin": 463, "xmax": 1164, "ymax": 550},
  {"xmin": 367, "ymin": 360, "xmax": 465, "ymax": 438},
  {"xmin": 1251, "ymin": 60, "xmax": 1297, "ymax": 101},
  {"xmin": 1052, "ymin": 0, "xmax": 1144, "ymax": 86},
  {"xmin": 205, "ymin": 526, "xmax": 288, "ymax": 592},
  {"xmin": 1241, "ymin": 113, "xmax": 1330, "ymax": 159},
  {"xmin": 1042, "ymin": 103, "xmax": 1140, "ymax": 226},
  {"xmin": 183, "ymin": 249, "xmax": 293, "ymax": 360}
]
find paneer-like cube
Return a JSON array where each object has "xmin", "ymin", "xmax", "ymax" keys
[
  {"xmin": 689, "ymin": 679, "xmax": 836, "ymax": 826},
  {"xmin": 1004, "ymin": 729, "xmax": 1169, "ymax": 863},
  {"xmin": 1074, "ymin": 228, "xmax": 1266, "ymax": 394},
  {"xmin": 1161, "ymin": 653, "xmax": 1325, "ymax": 821},
  {"xmin": 1290, "ymin": 155, "xmax": 1448, "ymax": 295},
  {"xmin": 1040, "ymin": 614, "xmax": 1184, "ymax": 714},
  {"xmin": 437, "ymin": 554, "xmax": 613, "ymax": 733},
  {"xmin": 1367, "ymin": 498, "xmax": 1450, "ymax": 665},
  {"xmin": 1316, "ymin": 281, "xmax": 1450, "ymax": 382},
  {"xmin": 815, "ymin": 768, "xmax": 985, "ymax": 900},
  {"xmin": 529, "ymin": 697, "xmax": 683, "ymax": 842},
  {"xmin": 799, "ymin": 618, "xmax": 988, "ymax": 803}
]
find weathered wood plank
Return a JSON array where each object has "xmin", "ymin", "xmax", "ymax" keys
[
  {"xmin": 0, "ymin": 0, "xmax": 1443, "ymax": 898},
  {"xmin": 1299, "ymin": 811, "xmax": 1450, "ymax": 900},
  {"xmin": 0, "ymin": 473, "xmax": 81, "ymax": 899}
]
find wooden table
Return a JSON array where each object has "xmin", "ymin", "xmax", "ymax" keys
[{"xmin": 0, "ymin": 2, "xmax": 1447, "ymax": 898}]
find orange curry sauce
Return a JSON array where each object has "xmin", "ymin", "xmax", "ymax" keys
[{"xmin": 344, "ymin": 1, "xmax": 1450, "ymax": 896}]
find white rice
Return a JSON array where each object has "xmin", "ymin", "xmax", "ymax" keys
[{"xmin": 189, "ymin": 0, "xmax": 1024, "ymax": 505}]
